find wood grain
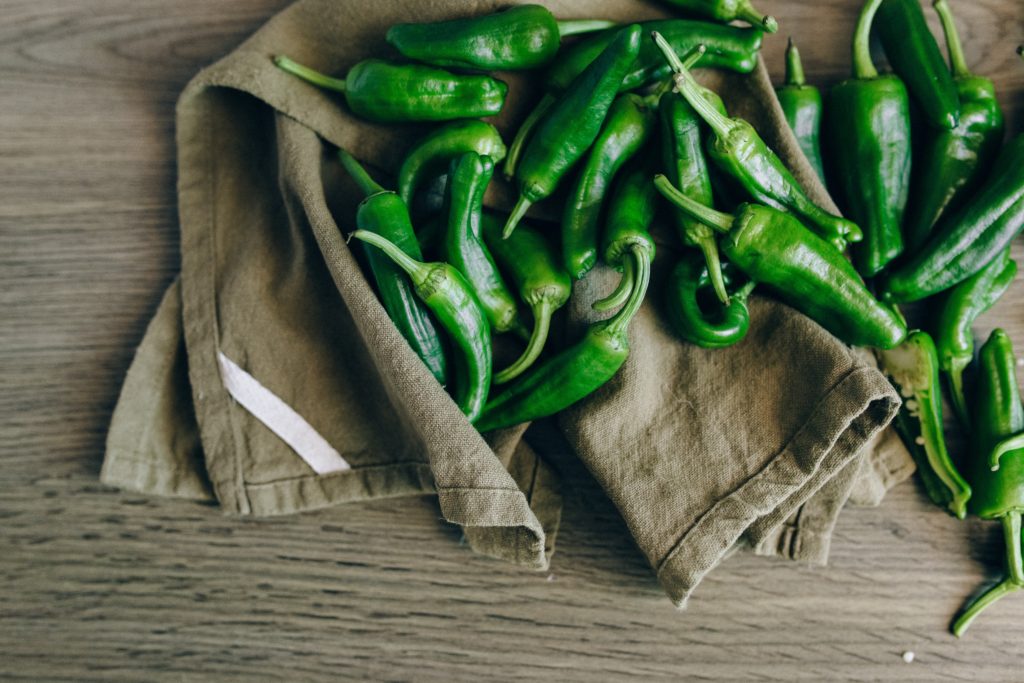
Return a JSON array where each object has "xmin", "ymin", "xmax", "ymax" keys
[{"xmin": 1, "ymin": 1, "xmax": 1023, "ymax": 680}]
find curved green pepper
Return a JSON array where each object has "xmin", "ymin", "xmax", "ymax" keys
[
  {"xmin": 882, "ymin": 134, "xmax": 1024, "ymax": 303},
  {"xmin": 386, "ymin": 5, "xmax": 615, "ymax": 71},
  {"xmin": 474, "ymin": 245, "xmax": 651, "ymax": 433},
  {"xmin": 902, "ymin": 0, "xmax": 1006, "ymax": 253},
  {"xmin": 875, "ymin": 0, "xmax": 960, "ymax": 130},
  {"xmin": 658, "ymin": 0, "xmax": 778, "ymax": 32},
  {"xmin": 952, "ymin": 329, "xmax": 1024, "ymax": 637},
  {"xmin": 776, "ymin": 39, "xmax": 826, "ymax": 187},
  {"xmin": 398, "ymin": 120, "xmax": 506, "ymax": 210},
  {"xmin": 653, "ymin": 33, "xmax": 862, "ymax": 252},
  {"xmin": 481, "ymin": 213, "xmax": 571, "ymax": 384},
  {"xmin": 934, "ymin": 248, "xmax": 1017, "ymax": 428},
  {"xmin": 272, "ymin": 56, "xmax": 507, "ymax": 123},
  {"xmin": 654, "ymin": 175, "xmax": 906, "ymax": 349},
  {"xmin": 337, "ymin": 150, "xmax": 448, "ymax": 384},
  {"xmin": 504, "ymin": 24, "xmax": 642, "ymax": 239},
  {"xmin": 826, "ymin": 0, "xmax": 910, "ymax": 277},
  {"xmin": 441, "ymin": 153, "xmax": 523, "ymax": 336},
  {"xmin": 351, "ymin": 230, "xmax": 491, "ymax": 423},
  {"xmin": 879, "ymin": 330, "xmax": 972, "ymax": 518},
  {"xmin": 563, "ymin": 93, "xmax": 655, "ymax": 280},
  {"xmin": 666, "ymin": 252, "xmax": 755, "ymax": 349}
]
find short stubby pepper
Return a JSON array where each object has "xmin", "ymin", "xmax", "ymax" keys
[
  {"xmin": 350, "ymin": 230, "xmax": 492, "ymax": 423},
  {"xmin": 951, "ymin": 330, "xmax": 1024, "ymax": 637},
  {"xmin": 562, "ymin": 92, "xmax": 655, "ymax": 280},
  {"xmin": 386, "ymin": 5, "xmax": 616, "ymax": 71},
  {"xmin": 825, "ymin": 0, "xmax": 910, "ymax": 277},
  {"xmin": 879, "ymin": 330, "xmax": 972, "ymax": 519},
  {"xmin": 934, "ymin": 248, "xmax": 1017, "ymax": 428},
  {"xmin": 881, "ymin": 134, "xmax": 1024, "ymax": 303},
  {"xmin": 337, "ymin": 149, "xmax": 448, "ymax": 385},
  {"xmin": 666, "ymin": 252, "xmax": 755, "ymax": 349},
  {"xmin": 654, "ymin": 175, "xmax": 907, "ymax": 349},
  {"xmin": 503, "ymin": 24, "xmax": 642, "ymax": 239},
  {"xmin": 441, "ymin": 153, "xmax": 523, "ymax": 336},
  {"xmin": 398, "ymin": 120, "xmax": 506, "ymax": 211},
  {"xmin": 273, "ymin": 56, "xmax": 507, "ymax": 123},
  {"xmin": 902, "ymin": 0, "xmax": 1006, "ymax": 253},
  {"xmin": 658, "ymin": 0, "xmax": 778, "ymax": 33},
  {"xmin": 875, "ymin": 0, "xmax": 960, "ymax": 130},
  {"xmin": 481, "ymin": 213, "xmax": 571, "ymax": 384},
  {"xmin": 775, "ymin": 39, "xmax": 826, "ymax": 188},
  {"xmin": 652, "ymin": 32, "xmax": 863, "ymax": 252}
]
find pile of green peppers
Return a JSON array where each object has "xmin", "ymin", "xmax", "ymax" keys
[{"xmin": 278, "ymin": 1, "xmax": 1022, "ymax": 636}]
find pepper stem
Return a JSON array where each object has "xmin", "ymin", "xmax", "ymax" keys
[
  {"xmin": 697, "ymin": 236, "xmax": 730, "ymax": 305},
  {"xmin": 736, "ymin": 1, "xmax": 778, "ymax": 33},
  {"xmin": 952, "ymin": 577, "xmax": 1020, "ymax": 637},
  {"xmin": 651, "ymin": 34, "xmax": 734, "ymax": 139},
  {"xmin": 990, "ymin": 432, "xmax": 1024, "ymax": 471},
  {"xmin": 556, "ymin": 19, "xmax": 619, "ymax": 37},
  {"xmin": 494, "ymin": 299, "xmax": 553, "ymax": 384},
  {"xmin": 504, "ymin": 94, "xmax": 555, "ymax": 180},
  {"xmin": 1004, "ymin": 512, "xmax": 1023, "ymax": 585},
  {"xmin": 607, "ymin": 246, "xmax": 651, "ymax": 337},
  {"xmin": 503, "ymin": 195, "xmax": 532, "ymax": 239},
  {"xmin": 933, "ymin": 0, "xmax": 971, "ymax": 79},
  {"xmin": 852, "ymin": 0, "xmax": 883, "ymax": 80},
  {"xmin": 592, "ymin": 256, "xmax": 636, "ymax": 312},
  {"xmin": 653, "ymin": 174, "xmax": 733, "ymax": 234},
  {"xmin": 338, "ymin": 148, "xmax": 386, "ymax": 197},
  {"xmin": 350, "ymin": 230, "xmax": 431, "ymax": 286},
  {"xmin": 952, "ymin": 512, "xmax": 1024, "ymax": 636},
  {"xmin": 273, "ymin": 55, "xmax": 347, "ymax": 93},
  {"xmin": 785, "ymin": 37, "xmax": 806, "ymax": 86}
]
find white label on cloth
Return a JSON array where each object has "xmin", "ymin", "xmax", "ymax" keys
[{"xmin": 217, "ymin": 351, "xmax": 351, "ymax": 475}]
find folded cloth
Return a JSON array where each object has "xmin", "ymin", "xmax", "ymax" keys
[{"xmin": 100, "ymin": 0, "xmax": 912, "ymax": 601}]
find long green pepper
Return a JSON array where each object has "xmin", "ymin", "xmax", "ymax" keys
[
  {"xmin": 350, "ymin": 230, "xmax": 492, "ymax": 423},
  {"xmin": 503, "ymin": 24, "xmax": 643, "ymax": 238},
  {"xmin": 666, "ymin": 252, "xmax": 755, "ymax": 349},
  {"xmin": 652, "ymin": 32, "xmax": 863, "ymax": 252},
  {"xmin": 337, "ymin": 150, "xmax": 448, "ymax": 385},
  {"xmin": 775, "ymin": 39, "xmax": 826, "ymax": 187},
  {"xmin": 826, "ymin": 0, "xmax": 910, "ymax": 277},
  {"xmin": 658, "ymin": 0, "xmax": 778, "ymax": 32},
  {"xmin": 273, "ymin": 56, "xmax": 506, "ymax": 123}
]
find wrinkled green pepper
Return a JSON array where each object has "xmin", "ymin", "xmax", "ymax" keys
[
  {"xmin": 952, "ymin": 330, "xmax": 1024, "ymax": 637},
  {"xmin": 775, "ymin": 38, "xmax": 826, "ymax": 187},
  {"xmin": 666, "ymin": 252, "xmax": 755, "ymax": 349},
  {"xmin": 386, "ymin": 5, "xmax": 615, "ymax": 71},
  {"xmin": 658, "ymin": 0, "xmax": 778, "ymax": 32},
  {"xmin": 654, "ymin": 175, "xmax": 906, "ymax": 349}
]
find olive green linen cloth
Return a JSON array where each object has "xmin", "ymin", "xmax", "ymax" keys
[{"xmin": 100, "ymin": 0, "xmax": 913, "ymax": 602}]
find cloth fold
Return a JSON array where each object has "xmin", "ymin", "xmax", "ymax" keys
[{"xmin": 100, "ymin": 0, "xmax": 912, "ymax": 604}]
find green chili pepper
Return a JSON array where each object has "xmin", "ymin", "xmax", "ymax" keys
[
  {"xmin": 474, "ymin": 245, "xmax": 651, "ymax": 433},
  {"xmin": 776, "ymin": 38, "xmax": 826, "ymax": 188},
  {"xmin": 658, "ymin": 0, "xmax": 778, "ymax": 32},
  {"xmin": 385, "ymin": 5, "xmax": 616, "ymax": 71},
  {"xmin": 593, "ymin": 157, "xmax": 658, "ymax": 312},
  {"xmin": 934, "ymin": 248, "xmax": 1017, "ymax": 428},
  {"xmin": 350, "ymin": 230, "xmax": 491, "ymax": 423},
  {"xmin": 666, "ymin": 251, "xmax": 755, "ymax": 348},
  {"xmin": 504, "ymin": 24, "xmax": 642, "ymax": 239},
  {"xmin": 441, "ymin": 153, "xmax": 523, "ymax": 336},
  {"xmin": 879, "ymin": 330, "xmax": 972, "ymax": 518},
  {"xmin": 825, "ymin": 0, "xmax": 910, "ymax": 277},
  {"xmin": 272, "ymin": 56, "xmax": 507, "ymax": 123},
  {"xmin": 506, "ymin": 19, "xmax": 762, "ymax": 180},
  {"xmin": 654, "ymin": 175, "xmax": 906, "ymax": 349},
  {"xmin": 337, "ymin": 150, "xmax": 448, "ymax": 385},
  {"xmin": 875, "ymin": 0, "xmax": 960, "ymax": 130},
  {"xmin": 659, "ymin": 50, "xmax": 728, "ymax": 304},
  {"xmin": 481, "ymin": 213, "xmax": 571, "ymax": 384},
  {"xmin": 951, "ymin": 329, "xmax": 1024, "ymax": 637},
  {"xmin": 653, "ymin": 33, "xmax": 862, "ymax": 252},
  {"xmin": 902, "ymin": 0, "xmax": 1006, "ymax": 253},
  {"xmin": 398, "ymin": 120, "xmax": 506, "ymax": 210},
  {"xmin": 881, "ymin": 134, "xmax": 1024, "ymax": 303},
  {"xmin": 563, "ymin": 93, "xmax": 655, "ymax": 280}
]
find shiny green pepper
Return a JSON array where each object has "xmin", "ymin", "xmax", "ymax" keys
[
  {"xmin": 775, "ymin": 39, "xmax": 826, "ymax": 188},
  {"xmin": 666, "ymin": 252, "xmax": 755, "ymax": 349},
  {"xmin": 658, "ymin": 0, "xmax": 778, "ymax": 32}
]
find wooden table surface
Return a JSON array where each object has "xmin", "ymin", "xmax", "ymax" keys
[{"xmin": 3, "ymin": 1, "xmax": 1023, "ymax": 680}]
